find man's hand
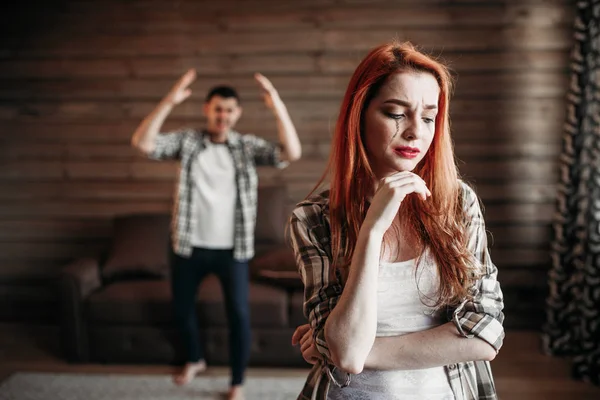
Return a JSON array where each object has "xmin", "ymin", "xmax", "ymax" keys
[
  {"xmin": 292, "ymin": 324, "xmax": 320, "ymax": 365},
  {"xmin": 254, "ymin": 72, "xmax": 283, "ymax": 111},
  {"xmin": 165, "ymin": 68, "xmax": 196, "ymax": 106}
]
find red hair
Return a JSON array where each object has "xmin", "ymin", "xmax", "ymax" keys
[{"xmin": 313, "ymin": 42, "xmax": 475, "ymax": 307}]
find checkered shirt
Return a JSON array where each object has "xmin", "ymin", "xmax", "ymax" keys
[
  {"xmin": 289, "ymin": 181, "xmax": 505, "ymax": 400},
  {"xmin": 149, "ymin": 128, "xmax": 287, "ymax": 261}
]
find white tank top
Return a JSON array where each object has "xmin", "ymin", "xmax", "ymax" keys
[
  {"xmin": 328, "ymin": 249, "xmax": 454, "ymax": 400},
  {"xmin": 190, "ymin": 140, "xmax": 237, "ymax": 249}
]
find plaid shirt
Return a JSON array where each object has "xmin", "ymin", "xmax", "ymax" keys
[
  {"xmin": 289, "ymin": 181, "xmax": 505, "ymax": 400},
  {"xmin": 149, "ymin": 128, "xmax": 287, "ymax": 261}
]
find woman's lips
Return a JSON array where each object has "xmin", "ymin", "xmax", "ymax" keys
[{"xmin": 394, "ymin": 146, "xmax": 420, "ymax": 159}]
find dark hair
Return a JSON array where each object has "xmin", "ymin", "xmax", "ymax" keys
[{"xmin": 205, "ymin": 85, "xmax": 241, "ymax": 103}]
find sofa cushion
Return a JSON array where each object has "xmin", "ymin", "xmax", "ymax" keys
[
  {"xmin": 87, "ymin": 275, "xmax": 289, "ymax": 328},
  {"xmin": 88, "ymin": 326, "xmax": 306, "ymax": 366},
  {"xmin": 102, "ymin": 214, "xmax": 170, "ymax": 282},
  {"xmin": 250, "ymin": 246, "xmax": 302, "ymax": 290}
]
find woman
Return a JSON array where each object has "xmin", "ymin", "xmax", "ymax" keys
[{"xmin": 289, "ymin": 42, "xmax": 505, "ymax": 399}]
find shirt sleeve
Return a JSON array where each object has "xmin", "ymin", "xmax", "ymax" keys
[
  {"xmin": 244, "ymin": 134, "xmax": 289, "ymax": 168},
  {"xmin": 289, "ymin": 203, "xmax": 350, "ymax": 386},
  {"xmin": 452, "ymin": 182, "xmax": 505, "ymax": 352},
  {"xmin": 147, "ymin": 129, "xmax": 188, "ymax": 161}
]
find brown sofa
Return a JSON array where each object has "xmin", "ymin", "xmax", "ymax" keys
[{"xmin": 59, "ymin": 186, "xmax": 307, "ymax": 367}]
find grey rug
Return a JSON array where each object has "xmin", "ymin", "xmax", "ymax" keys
[{"xmin": 0, "ymin": 372, "xmax": 307, "ymax": 400}]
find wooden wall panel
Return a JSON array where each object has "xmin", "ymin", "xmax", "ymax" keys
[
  {"xmin": 0, "ymin": 0, "xmax": 574, "ymax": 329},
  {"xmin": 0, "ymin": 72, "xmax": 570, "ymax": 100}
]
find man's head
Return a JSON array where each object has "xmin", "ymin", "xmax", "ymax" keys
[{"xmin": 203, "ymin": 86, "xmax": 242, "ymax": 138}]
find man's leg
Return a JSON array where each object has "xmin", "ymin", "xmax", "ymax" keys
[
  {"xmin": 170, "ymin": 248, "xmax": 209, "ymax": 385},
  {"xmin": 215, "ymin": 250, "xmax": 251, "ymax": 398}
]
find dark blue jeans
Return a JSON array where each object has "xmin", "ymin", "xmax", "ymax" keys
[{"xmin": 170, "ymin": 247, "xmax": 250, "ymax": 386}]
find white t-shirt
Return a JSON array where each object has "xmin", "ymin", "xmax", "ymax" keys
[
  {"xmin": 189, "ymin": 140, "xmax": 237, "ymax": 249},
  {"xmin": 327, "ymin": 248, "xmax": 454, "ymax": 400}
]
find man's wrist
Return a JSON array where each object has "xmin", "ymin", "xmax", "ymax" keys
[
  {"xmin": 160, "ymin": 97, "xmax": 176, "ymax": 109},
  {"xmin": 271, "ymin": 99, "xmax": 287, "ymax": 115}
]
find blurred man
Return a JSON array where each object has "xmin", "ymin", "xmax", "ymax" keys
[{"xmin": 131, "ymin": 69, "xmax": 301, "ymax": 400}]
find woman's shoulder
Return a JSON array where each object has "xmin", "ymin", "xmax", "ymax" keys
[
  {"xmin": 457, "ymin": 179, "xmax": 475, "ymax": 196},
  {"xmin": 456, "ymin": 179, "xmax": 487, "ymax": 227},
  {"xmin": 291, "ymin": 189, "xmax": 331, "ymax": 225},
  {"xmin": 457, "ymin": 179, "xmax": 480, "ymax": 209}
]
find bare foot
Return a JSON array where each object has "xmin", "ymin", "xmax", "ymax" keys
[
  {"xmin": 227, "ymin": 385, "xmax": 244, "ymax": 400},
  {"xmin": 172, "ymin": 360, "xmax": 207, "ymax": 386}
]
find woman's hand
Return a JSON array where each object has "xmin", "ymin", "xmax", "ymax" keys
[
  {"xmin": 292, "ymin": 324, "xmax": 320, "ymax": 365},
  {"xmin": 363, "ymin": 171, "xmax": 431, "ymax": 235}
]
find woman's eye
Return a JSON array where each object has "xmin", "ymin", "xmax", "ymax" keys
[
  {"xmin": 423, "ymin": 117, "xmax": 435, "ymax": 124},
  {"xmin": 385, "ymin": 112, "xmax": 405, "ymax": 120}
]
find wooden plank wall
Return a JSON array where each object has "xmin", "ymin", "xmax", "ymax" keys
[{"xmin": 0, "ymin": 0, "xmax": 573, "ymax": 328}]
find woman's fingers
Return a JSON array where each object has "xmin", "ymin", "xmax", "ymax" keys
[
  {"xmin": 300, "ymin": 330, "xmax": 311, "ymax": 346},
  {"xmin": 300, "ymin": 330, "xmax": 313, "ymax": 353},
  {"xmin": 302, "ymin": 344, "xmax": 320, "ymax": 365},
  {"xmin": 380, "ymin": 172, "xmax": 429, "ymax": 193},
  {"xmin": 301, "ymin": 339, "xmax": 312, "ymax": 353},
  {"xmin": 379, "ymin": 173, "xmax": 431, "ymax": 201},
  {"xmin": 291, "ymin": 324, "xmax": 310, "ymax": 345}
]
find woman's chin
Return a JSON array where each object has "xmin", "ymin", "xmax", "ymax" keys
[{"xmin": 394, "ymin": 161, "xmax": 418, "ymax": 173}]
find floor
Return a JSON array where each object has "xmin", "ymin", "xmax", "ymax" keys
[{"xmin": 0, "ymin": 323, "xmax": 598, "ymax": 399}]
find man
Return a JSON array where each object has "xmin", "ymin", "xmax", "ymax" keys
[{"xmin": 131, "ymin": 69, "xmax": 301, "ymax": 400}]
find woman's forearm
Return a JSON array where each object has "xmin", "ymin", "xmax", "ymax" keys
[
  {"xmin": 324, "ymin": 228, "xmax": 382, "ymax": 374},
  {"xmin": 364, "ymin": 322, "xmax": 497, "ymax": 370}
]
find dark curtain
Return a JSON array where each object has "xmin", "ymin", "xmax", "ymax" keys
[{"xmin": 543, "ymin": 0, "xmax": 600, "ymax": 386}]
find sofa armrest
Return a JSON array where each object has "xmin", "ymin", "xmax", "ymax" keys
[{"xmin": 59, "ymin": 258, "xmax": 102, "ymax": 362}]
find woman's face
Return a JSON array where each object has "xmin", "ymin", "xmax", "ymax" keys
[{"xmin": 363, "ymin": 71, "xmax": 440, "ymax": 179}]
